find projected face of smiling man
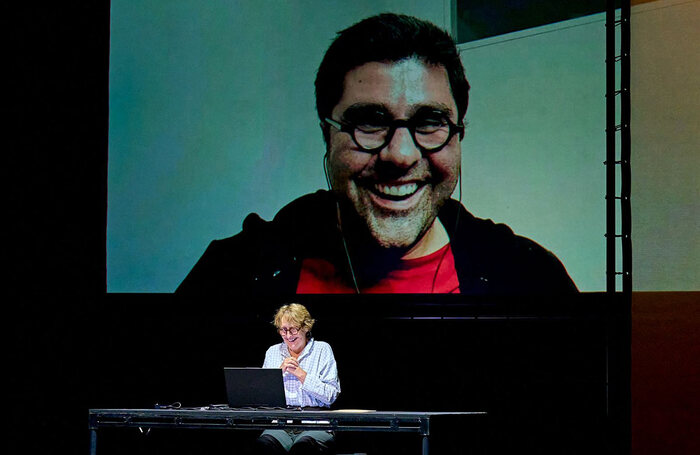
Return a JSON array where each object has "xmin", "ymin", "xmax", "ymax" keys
[
  {"xmin": 327, "ymin": 57, "xmax": 461, "ymax": 258},
  {"xmin": 177, "ymin": 13, "xmax": 578, "ymax": 297}
]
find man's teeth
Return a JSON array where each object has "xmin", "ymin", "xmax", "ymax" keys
[{"xmin": 376, "ymin": 183, "xmax": 418, "ymax": 197}]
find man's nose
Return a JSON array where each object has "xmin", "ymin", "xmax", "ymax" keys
[{"xmin": 378, "ymin": 127, "xmax": 421, "ymax": 168}]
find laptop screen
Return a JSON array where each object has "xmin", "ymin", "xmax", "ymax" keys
[{"xmin": 223, "ymin": 367, "xmax": 287, "ymax": 408}]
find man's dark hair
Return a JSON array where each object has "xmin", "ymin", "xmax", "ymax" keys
[{"xmin": 315, "ymin": 13, "xmax": 470, "ymax": 143}]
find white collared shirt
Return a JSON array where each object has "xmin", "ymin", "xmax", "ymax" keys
[{"xmin": 262, "ymin": 338, "xmax": 340, "ymax": 407}]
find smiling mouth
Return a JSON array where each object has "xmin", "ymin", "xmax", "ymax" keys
[{"xmin": 372, "ymin": 182, "xmax": 421, "ymax": 200}]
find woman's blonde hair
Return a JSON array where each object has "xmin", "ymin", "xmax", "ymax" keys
[{"xmin": 273, "ymin": 303, "xmax": 315, "ymax": 336}]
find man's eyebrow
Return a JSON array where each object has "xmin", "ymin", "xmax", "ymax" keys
[
  {"xmin": 341, "ymin": 103, "xmax": 390, "ymax": 119},
  {"xmin": 340, "ymin": 102, "xmax": 455, "ymax": 119},
  {"xmin": 409, "ymin": 103, "xmax": 455, "ymax": 118}
]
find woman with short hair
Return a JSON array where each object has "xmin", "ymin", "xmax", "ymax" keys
[{"xmin": 255, "ymin": 303, "xmax": 340, "ymax": 454}]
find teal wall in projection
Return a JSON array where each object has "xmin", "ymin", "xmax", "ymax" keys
[
  {"xmin": 458, "ymin": 16, "xmax": 607, "ymax": 293},
  {"xmin": 108, "ymin": 1, "xmax": 606, "ymax": 292}
]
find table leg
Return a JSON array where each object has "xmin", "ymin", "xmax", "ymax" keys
[
  {"xmin": 90, "ymin": 428, "xmax": 97, "ymax": 455},
  {"xmin": 422, "ymin": 434, "xmax": 429, "ymax": 455}
]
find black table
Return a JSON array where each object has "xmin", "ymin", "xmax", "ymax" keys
[{"xmin": 88, "ymin": 408, "xmax": 485, "ymax": 455}]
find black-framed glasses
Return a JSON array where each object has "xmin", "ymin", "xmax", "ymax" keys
[
  {"xmin": 278, "ymin": 327, "xmax": 300, "ymax": 336},
  {"xmin": 324, "ymin": 115, "xmax": 464, "ymax": 154}
]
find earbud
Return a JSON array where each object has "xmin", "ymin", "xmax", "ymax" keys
[{"xmin": 323, "ymin": 151, "xmax": 332, "ymax": 191}]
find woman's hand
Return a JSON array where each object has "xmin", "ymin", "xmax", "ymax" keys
[
  {"xmin": 280, "ymin": 357, "xmax": 307, "ymax": 383},
  {"xmin": 280, "ymin": 356, "xmax": 297, "ymax": 373}
]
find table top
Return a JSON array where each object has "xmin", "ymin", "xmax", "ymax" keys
[
  {"xmin": 90, "ymin": 408, "xmax": 484, "ymax": 417},
  {"xmin": 89, "ymin": 408, "xmax": 486, "ymax": 433}
]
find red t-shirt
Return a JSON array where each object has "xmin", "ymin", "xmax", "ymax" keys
[{"xmin": 296, "ymin": 243, "xmax": 460, "ymax": 294}]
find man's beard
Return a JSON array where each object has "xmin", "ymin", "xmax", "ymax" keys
[
  {"xmin": 359, "ymin": 200, "xmax": 436, "ymax": 249},
  {"xmin": 342, "ymin": 183, "xmax": 442, "ymax": 251}
]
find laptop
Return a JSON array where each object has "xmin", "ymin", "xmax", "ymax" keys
[{"xmin": 223, "ymin": 367, "xmax": 287, "ymax": 408}]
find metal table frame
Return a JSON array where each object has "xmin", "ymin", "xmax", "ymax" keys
[{"xmin": 89, "ymin": 408, "xmax": 485, "ymax": 455}]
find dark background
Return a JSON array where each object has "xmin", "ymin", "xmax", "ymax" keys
[
  {"xmin": 14, "ymin": 292, "xmax": 629, "ymax": 454},
  {"xmin": 12, "ymin": 3, "xmax": 629, "ymax": 454}
]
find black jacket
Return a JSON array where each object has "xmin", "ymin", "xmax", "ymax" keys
[{"xmin": 176, "ymin": 190, "xmax": 577, "ymax": 296}]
